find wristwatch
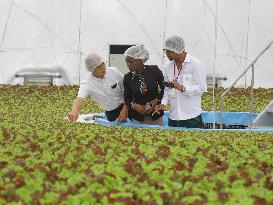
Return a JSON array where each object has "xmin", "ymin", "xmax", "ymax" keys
[
  {"xmin": 180, "ymin": 86, "xmax": 185, "ymax": 92},
  {"xmin": 130, "ymin": 102, "xmax": 135, "ymax": 109}
]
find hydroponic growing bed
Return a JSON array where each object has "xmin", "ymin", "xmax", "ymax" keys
[{"xmin": 0, "ymin": 85, "xmax": 272, "ymax": 205}]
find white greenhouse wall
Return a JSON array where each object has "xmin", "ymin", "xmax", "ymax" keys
[{"xmin": 0, "ymin": 0, "xmax": 272, "ymax": 87}]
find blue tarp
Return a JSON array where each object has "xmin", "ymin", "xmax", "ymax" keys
[
  {"xmin": 202, "ymin": 111, "xmax": 258, "ymax": 126},
  {"xmin": 93, "ymin": 111, "xmax": 273, "ymax": 132}
]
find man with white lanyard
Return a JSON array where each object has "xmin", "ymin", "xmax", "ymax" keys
[
  {"xmin": 155, "ymin": 35, "xmax": 207, "ymax": 128},
  {"xmin": 69, "ymin": 53, "xmax": 128, "ymax": 122}
]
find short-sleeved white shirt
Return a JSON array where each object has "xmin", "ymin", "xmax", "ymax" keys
[{"xmin": 77, "ymin": 67, "xmax": 124, "ymax": 111}]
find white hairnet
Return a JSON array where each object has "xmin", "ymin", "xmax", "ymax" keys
[
  {"xmin": 124, "ymin": 45, "xmax": 149, "ymax": 63},
  {"xmin": 164, "ymin": 35, "xmax": 185, "ymax": 54},
  {"xmin": 85, "ymin": 53, "xmax": 104, "ymax": 72}
]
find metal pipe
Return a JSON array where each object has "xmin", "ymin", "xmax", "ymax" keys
[
  {"xmin": 77, "ymin": 0, "xmax": 83, "ymax": 85},
  {"xmin": 220, "ymin": 97, "xmax": 223, "ymax": 129},
  {"xmin": 249, "ymin": 65, "xmax": 254, "ymax": 128},
  {"xmin": 212, "ymin": 0, "xmax": 218, "ymax": 130},
  {"xmin": 15, "ymin": 74, "xmax": 62, "ymax": 78}
]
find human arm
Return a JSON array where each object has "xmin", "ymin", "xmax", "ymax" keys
[
  {"xmin": 160, "ymin": 65, "xmax": 170, "ymax": 106},
  {"xmin": 123, "ymin": 76, "xmax": 148, "ymax": 115},
  {"xmin": 156, "ymin": 66, "xmax": 165, "ymax": 102},
  {"xmin": 131, "ymin": 103, "xmax": 149, "ymax": 115},
  {"xmin": 147, "ymin": 66, "xmax": 165, "ymax": 111},
  {"xmin": 68, "ymin": 97, "xmax": 85, "ymax": 122},
  {"xmin": 171, "ymin": 80, "xmax": 186, "ymax": 92},
  {"xmin": 117, "ymin": 104, "xmax": 128, "ymax": 122},
  {"xmin": 69, "ymin": 79, "xmax": 91, "ymax": 122},
  {"xmin": 154, "ymin": 104, "xmax": 166, "ymax": 115}
]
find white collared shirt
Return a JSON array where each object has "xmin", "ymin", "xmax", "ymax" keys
[
  {"xmin": 161, "ymin": 54, "xmax": 207, "ymax": 120},
  {"xmin": 77, "ymin": 67, "xmax": 124, "ymax": 111}
]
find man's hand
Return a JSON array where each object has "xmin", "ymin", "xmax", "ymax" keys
[
  {"xmin": 171, "ymin": 80, "xmax": 185, "ymax": 92},
  {"xmin": 68, "ymin": 111, "xmax": 79, "ymax": 122},
  {"xmin": 153, "ymin": 104, "xmax": 166, "ymax": 115},
  {"xmin": 117, "ymin": 105, "xmax": 128, "ymax": 122},
  {"xmin": 132, "ymin": 103, "xmax": 149, "ymax": 115},
  {"xmin": 68, "ymin": 97, "xmax": 85, "ymax": 122}
]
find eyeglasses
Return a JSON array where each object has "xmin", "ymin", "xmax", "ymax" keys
[
  {"xmin": 163, "ymin": 49, "xmax": 173, "ymax": 54},
  {"xmin": 163, "ymin": 49, "xmax": 185, "ymax": 54}
]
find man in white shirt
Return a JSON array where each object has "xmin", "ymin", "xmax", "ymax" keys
[
  {"xmin": 69, "ymin": 53, "xmax": 128, "ymax": 122},
  {"xmin": 155, "ymin": 35, "xmax": 207, "ymax": 128}
]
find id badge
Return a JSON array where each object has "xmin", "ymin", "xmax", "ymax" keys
[{"xmin": 182, "ymin": 74, "xmax": 192, "ymax": 88}]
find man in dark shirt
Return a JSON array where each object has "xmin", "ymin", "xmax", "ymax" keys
[{"xmin": 123, "ymin": 45, "xmax": 165, "ymax": 125}]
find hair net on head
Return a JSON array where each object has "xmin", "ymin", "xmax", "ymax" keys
[
  {"xmin": 164, "ymin": 35, "xmax": 185, "ymax": 54},
  {"xmin": 85, "ymin": 53, "xmax": 104, "ymax": 72},
  {"xmin": 124, "ymin": 45, "xmax": 149, "ymax": 63}
]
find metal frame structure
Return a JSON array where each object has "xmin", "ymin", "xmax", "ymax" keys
[
  {"xmin": 15, "ymin": 73, "xmax": 62, "ymax": 86},
  {"xmin": 219, "ymin": 39, "xmax": 273, "ymax": 129}
]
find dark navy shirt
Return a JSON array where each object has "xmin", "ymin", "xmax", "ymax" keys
[{"xmin": 123, "ymin": 65, "xmax": 165, "ymax": 121}]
